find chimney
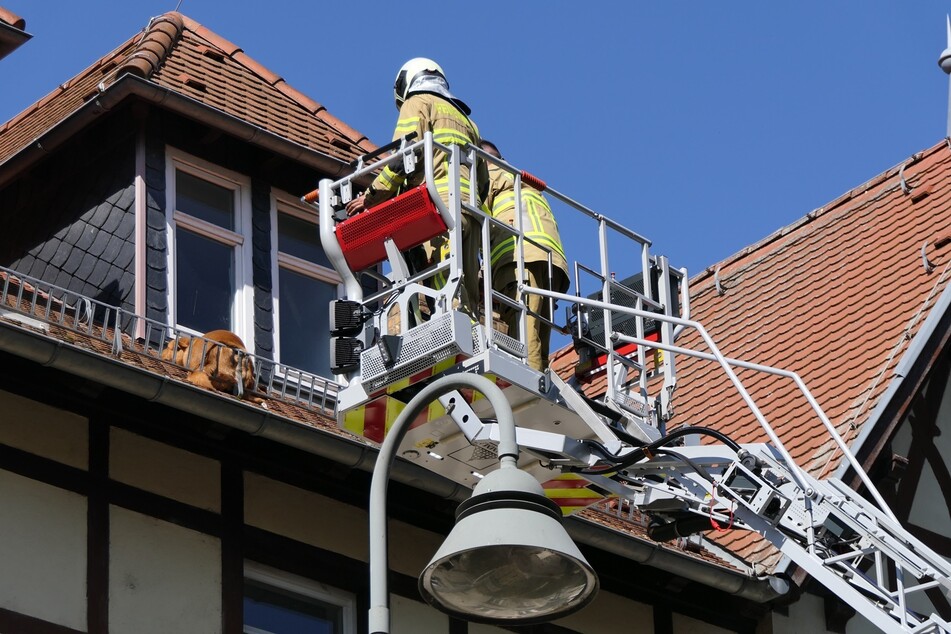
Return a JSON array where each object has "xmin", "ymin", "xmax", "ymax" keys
[
  {"xmin": 939, "ymin": 15, "xmax": 951, "ymax": 138},
  {"xmin": 0, "ymin": 6, "xmax": 30, "ymax": 61}
]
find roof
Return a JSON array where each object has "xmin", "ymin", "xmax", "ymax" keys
[
  {"xmin": 0, "ymin": 6, "xmax": 29, "ymax": 61},
  {"xmin": 0, "ymin": 11, "xmax": 374, "ymax": 167},
  {"xmin": 553, "ymin": 138, "xmax": 951, "ymax": 569}
]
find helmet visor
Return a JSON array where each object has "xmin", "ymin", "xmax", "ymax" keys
[{"xmin": 394, "ymin": 70, "xmax": 409, "ymax": 109}]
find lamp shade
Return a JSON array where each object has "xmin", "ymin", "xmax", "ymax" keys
[{"xmin": 418, "ymin": 466, "xmax": 599, "ymax": 625}]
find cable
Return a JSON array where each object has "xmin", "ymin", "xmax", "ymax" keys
[
  {"xmin": 650, "ymin": 448, "xmax": 715, "ymax": 483},
  {"xmin": 580, "ymin": 425, "xmax": 741, "ymax": 473},
  {"xmin": 657, "ymin": 426, "xmax": 741, "ymax": 452},
  {"xmin": 577, "ymin": 439, "xmax": 625, "ymax": 465}
]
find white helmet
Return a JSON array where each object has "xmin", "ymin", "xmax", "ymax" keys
[{"xmin": 393, "ymin": 57, "xmax": 444, "ymax": 109}]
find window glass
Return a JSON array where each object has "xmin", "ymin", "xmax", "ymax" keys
[
  {"xmin": 278, "ymin": 267, "xmax": 334, "ymax": 377},
  {"xmin": 176, "ymin": 228, "xmax": 234, "ymax": 333},
  {"xmin": 278, "ymin": 213, "xmax": 331, "ymax": 268},
  {"xmin": 244, "ymin": 579, "xmax": 343, "ymax": 634},
  {"xmin": 177, "ymin": 170, "xmax": 234, "ymax": 229}
]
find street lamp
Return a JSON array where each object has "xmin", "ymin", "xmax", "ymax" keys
[{"xmin": 368, "ymin": 373, "xmax": 599, "ymax": 633}]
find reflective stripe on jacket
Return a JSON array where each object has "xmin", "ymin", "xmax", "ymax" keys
[
  {"xmin": 485, "ymin": 163, "xmax": 569, "ymax": 281},
  {"xmin": 365, "ymin": 93, "xmax": 486, "ymax": 208}
]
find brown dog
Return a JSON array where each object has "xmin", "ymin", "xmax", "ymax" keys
[{"xmin": 161, "ymin": 329, "xmax": 263, "ymax": 403}]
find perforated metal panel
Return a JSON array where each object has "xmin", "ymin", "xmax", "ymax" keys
[
  {"xmin": 490, "ymin": 330, "xmax": 527, "ymax": 359},
  {"xmin": 613, "ymin": 392, "xmax": 653, "ymax": 420},
  {"xmin": 360, "ymin": 312, "xmax": 475, "ymax": 393}
]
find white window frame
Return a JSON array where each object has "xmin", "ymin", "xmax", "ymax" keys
[
  {"xmin": 165, "ymin": 147, "xmax": 255, "ymax": 350},
  {"xmin": 244, "ymin": 561, "xmax": 356, "ymax": 634},
  {"xmin": 271, "ymin": 191, "xmax": 342, "ymax": 374}
]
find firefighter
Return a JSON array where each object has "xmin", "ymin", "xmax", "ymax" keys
[
  {"xmin": 346, "ymin": 58, "xmax": 485, "ymax": 316},
  {"xmin": 481, "ymin": 140, "xmax": 569, "ymax": 372}
]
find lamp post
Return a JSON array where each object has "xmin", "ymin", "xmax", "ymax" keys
[{"xmin": 368, "ymin": 373, "xmax": 599, "ymax": 633}]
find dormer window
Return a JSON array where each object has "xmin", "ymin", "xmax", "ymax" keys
[
  {"xmin": 166, "ymin": 149, "xmax": 254, "ymax": 346},
  {"xmin": 164, "ymin": 148, "xmax": 341, "ymax": 381},
  {"xmin": 273, "ymin": 198, "xmax": 340, "ymax": 379}
]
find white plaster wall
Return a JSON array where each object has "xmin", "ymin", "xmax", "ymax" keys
[
  {"xmin": 109, "ymin": 427, "xmax": 221, "ymax": 512},
  {"xmin": 245, "ymin": 470, "xmax": 367, "ymax": 559},
  {"xmin": 770, "ymin": 593, "xmax": 877, "ymax": 634},
  {"xmin": 673, "ymin": 613, "xmax": 733, "ymax": 634},
  {"xmin": 391, "ymin": 593, "xmax": 448, "ymax": 634},
  {"xmin": 109, "ymin": 506, "xmax": 222, "ymax": 634},
  {"xmin": 554, "ymin": 589, "xmax": 653, "ymax": 634},
  {"xmin": 244, "ymin": 471, "xmax": 443, "ymax": 577},
  {"xmin": 906, "ymin": 372, "xmax": 951, "ymax": 545},
  {"xmin": 0, "ymin": 388, "xmax": 87, "ymax": 469},
  {"xmin": 0, "ymin": 469, "xmax": 86, "ymax": 630},
  {"xmin": 469, "ymin": 623, "xmax": 510, "ymax": 634}
]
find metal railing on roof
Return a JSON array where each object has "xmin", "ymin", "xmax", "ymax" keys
[{"xmin": 0, "ymin": 265, "xmax": 339, "ymax": 415}]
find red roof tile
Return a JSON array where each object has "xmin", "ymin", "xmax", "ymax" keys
[{"xmin": 0, "ymin": 11, "xmax": 374, "ymax": 166}]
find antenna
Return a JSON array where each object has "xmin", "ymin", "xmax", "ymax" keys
[{"xmin": 938, "ymin": 15, "xmax": 951, "ymax": 138}]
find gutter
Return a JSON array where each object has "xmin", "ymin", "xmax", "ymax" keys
[
  {"xmin": 0, "ymin": 317, "xmax": 787, "ymax": 603},
  {"xmin": 568, "ymin": 515, "xmax": 789, "ymax": 603},
  {"xmin": 0, "ymin": 73, "xmax": 373, "ymax": 190}
]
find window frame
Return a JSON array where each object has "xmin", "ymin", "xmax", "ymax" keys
[
  {"xmin": 270, "ymin": 191, "xmax": 342, "ymax": 376},
  {"xmin": 243, "ymin": 561, "xmax": 356, "ymax": 634},
  {"xmin": 165, "ymin": 147, "xmax": 255, "ymax": 349}
]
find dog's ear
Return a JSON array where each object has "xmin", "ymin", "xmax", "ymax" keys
[{"xmin": 201, "ymin": 340, "xmax": 223, "ymax": 369}]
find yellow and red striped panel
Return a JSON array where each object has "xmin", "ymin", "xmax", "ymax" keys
[
  {"xmin": 542, "ymin": 473, "xmax": 614, "ymax": 515},
  {"xmin": 344, "ymin": 355, "xmax": 467, "ymax": 443},
  {"xmin": 379, "ymin": 355, "xmax": 465, "ymax": 397},
  {"xmin": 342, "ymin": 393, "xmax": 453, "ymax": 443}
]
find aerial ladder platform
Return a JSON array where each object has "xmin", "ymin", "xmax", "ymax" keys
[{"xmin": 307, "ymin": 132, "xmax": 951, "ymax": 634}]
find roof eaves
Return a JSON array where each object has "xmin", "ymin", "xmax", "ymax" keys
[
  {"xmin": 0, "ymin": 73, "xmax": 370, "ymax": 190},
  {"xmin": 0, "ymin": 6, "xmax": 30, "ymax": 61}
]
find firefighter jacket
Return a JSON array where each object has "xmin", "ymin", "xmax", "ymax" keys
[
  {"xmin": 364, "ymin": 92, "xmax": 486, "ymax": 209},
  {"xmin": 484, "ymin": 163, "xmax": 569, "ymax": 290}
]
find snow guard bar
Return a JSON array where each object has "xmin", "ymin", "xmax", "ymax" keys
[{"xmin": 307, "ymin": 133, "xmax": 951, "ymax": 634}]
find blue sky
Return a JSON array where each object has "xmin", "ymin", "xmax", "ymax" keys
[{"xmin": 2, "ymin": 1, "xmax": 950, "ymax": 281}]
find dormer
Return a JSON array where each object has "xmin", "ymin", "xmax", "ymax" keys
[{"xmin": 0, "ymin": 12, "xmax": 375, "ymax": 383}]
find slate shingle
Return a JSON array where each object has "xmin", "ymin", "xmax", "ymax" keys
[
  {"xmin": 76, "ymin": 251, "xmax": 97, "ymax": 281},
  {"xmin": 62, "ymin": 248, "xmax": 84, "ymax": 276}
]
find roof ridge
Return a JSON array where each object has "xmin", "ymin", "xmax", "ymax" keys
[
  {"xmin": 692, "ymin": 140, "xmax": 948, "ymax": 287},
  {"xmin": 177, "ymin": 13, "xmax": 373, "ymax": 152},
  {"xmin": 114, "ymin": 12, "xmax": 184, "ymax": 79}
]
